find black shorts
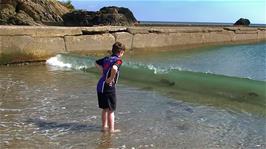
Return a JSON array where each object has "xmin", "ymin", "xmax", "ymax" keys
[{"xmin": 97, "ymin": 92, "xmax": 117, "ymax": 111}]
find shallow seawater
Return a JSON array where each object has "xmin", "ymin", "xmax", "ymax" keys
[
  {"xmin": 45, "ymin": 42, "xmax": 266, "ymax": 116},
  {"xmin": 125, "ymin": 42, "xmax": 266, "ymax": 81},
  {"xmin": 0, "ymin": 65, "xmax": 265, "ymax": 149}
]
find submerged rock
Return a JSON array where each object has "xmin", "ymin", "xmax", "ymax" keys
[
  {"xmin": 0, "ymin": 0, "xmax": 70, "ymax": 25},
  {"xmin": 234, "ymin": 18, "xmax": 250, "ymax": 26},
  {"xmin": 248, "ymin": 92, "xmax": 258, "ymax": 97},
  {"xmin": 62, "ymin": 6, "xmax": 138, "ymax": 26},
  {"xmin": 160, "ymin": 79, "xmax": 175, "ymax": 86}
]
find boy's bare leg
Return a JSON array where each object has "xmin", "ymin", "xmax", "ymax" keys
[
  {"xmin": 108, "ymin": 110, "xmax": 120, "ymax": 133},
  {"xmin": 102, "ymin": 109, "xmax": 108, "ymax": 131}
]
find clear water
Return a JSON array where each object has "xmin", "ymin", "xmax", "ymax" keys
[
  {"xmin": 45, "ymin": 43, "xmax": 266, "ymax": 115},
  {"xmin": 0, "ymin": 65, "xmax": 265, "ymax": 149},
  {"xmin": 1, "ymin": 43, "xmax": 266, "ymax": 148},
  {"xmin": 125, "ymin": 42, "xmax": 266, "ymax": 81},
  {"xmin": 140, "ymin": 21, "xmax": 266, "ymax": 27}
]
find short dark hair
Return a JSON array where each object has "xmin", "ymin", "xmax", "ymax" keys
[{"xmin": 112, "ymin": 42, "xmax": 125, "ymax": 54}]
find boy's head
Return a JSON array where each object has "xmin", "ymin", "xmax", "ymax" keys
[{"xmin": 112, "ymin": 42, "xmax": 125, "ymax": 57}]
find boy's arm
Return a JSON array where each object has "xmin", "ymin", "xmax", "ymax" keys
[
  {"xmin": 105, "ymin": 65, "xmax": 118, "ymax": 85},
  {"xmin": 105, "ymin": 60, "xmax": 122, "ymax": 85},
  {"xmin": 95, "ymin": 57, "xmax": 106, "ymax": 75},
  {"xmin": 95, "ymin": 62, "xmax": 103, "ymax": 75}
]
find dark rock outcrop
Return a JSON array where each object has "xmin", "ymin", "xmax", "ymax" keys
[
  {"xmin": 234, "ymin": 18, "xmax": 250, "ymax": 26},
  {"xmin": 62, "ymin": 6, "xmax": 138, "ymax": 26},
  {"xmin": 0, "ymin": 0, "xmax": 70, "ymax": 25},
  {"xmin": 96, "ymin": 6, "xmax": 138, "ymax": 26},
  {"xmin": 62, "ymin": 10, "xmax": 96, "ymax": 26}
]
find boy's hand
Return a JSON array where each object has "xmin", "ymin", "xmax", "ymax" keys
[
  {"xmin": 105, "ymin": 78, "xmax": 113, "ymax": 86},
  {"xmin": 105, "ymin": 65, "xmax": 118, "ymax": 86}
]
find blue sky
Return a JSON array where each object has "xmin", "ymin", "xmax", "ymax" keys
[{"xmin": 65, "ymin": 0, "xmax": 266, "ymax": 24}]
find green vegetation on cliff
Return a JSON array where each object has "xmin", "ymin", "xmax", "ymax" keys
[{"xmin": 58, "ymin": 0, "xmax": 75, "ymax": 11}]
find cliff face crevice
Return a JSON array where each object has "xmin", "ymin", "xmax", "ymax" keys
[
  {"xmin": 0, "ymin": 0, "xmax": 69, "ymax": 25},
  {"xmin": 0, "ymin": 26, "xmax": 265, "ymax": 64}
]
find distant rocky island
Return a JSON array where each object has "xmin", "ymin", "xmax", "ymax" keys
[
  {"xmin": 233, "ymin": 18, "xmax": 250, "ymax": 26},
  {"xmin": 0, "ymin": 0, "xmax": 138, "ymax": 26}
]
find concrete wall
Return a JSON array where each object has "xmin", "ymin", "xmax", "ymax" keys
[{"xmin": 0, "ymin": 25, "xmax": 265, "ymax": 64}]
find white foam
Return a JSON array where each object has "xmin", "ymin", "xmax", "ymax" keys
[
  {"xmin": 147, "ymin": 64, "xmax": 158, "ymax": 74},
  {"xmin": 46, "ymin": 56, "xmax": 72, "ymax": 68}
]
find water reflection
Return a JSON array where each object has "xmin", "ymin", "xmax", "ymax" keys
[
  {"xmin": 96, "ymin": 133, "xmax": 113, "ymax": 149},
  {"xmin": 26, "ymin": 118, "xmax": 100, "ymax": 132}
]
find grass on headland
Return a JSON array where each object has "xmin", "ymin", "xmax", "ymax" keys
[{"xmin": 49, "ymin": 0, "xmax": 75, "ymax": 11}]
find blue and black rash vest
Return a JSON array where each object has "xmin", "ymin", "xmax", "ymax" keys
[{"xmin": 96, "ymin": 54, "xmax": 123, "ymax": 93}]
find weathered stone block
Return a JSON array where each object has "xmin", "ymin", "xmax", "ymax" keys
[
  {"xmin": 0, "ymin": 36, "xmax": 3, "ymax": 55},
  {"xmin": 258, "ymin": 30, "xmax": 266, "ymax": 40},
  {"xmin": 34, "ymin": 27, "xmax": 82, "ymax": 37},
  {"xmin": 235, "ymin": 30, "xmax": 257, "ymax": 34},
  {"xmin": 133, "ymin": 32, "xmax": 204, "ymax": 49},
  {"xmin": 1, "ymin": 36, "xmax": 33, "ymax": 54},
  {"xmin": 114, "ymin": 32, "xmax": 133, "ymax": 50},
  {"xmin": 133, "ymin": 33, "xmax": 170, "ymax": 49},
  {"xmin": 0, "ymin": 26, "xmax": 82, "ymax": 37},
  {"xmin": 65, "ymin": 34, "xmax": 115, "ymax": 52},
  {"xmin": 1, "ymin": 36, "xmax": 65, "ymax": 54},
  {"xmin": 0, "ymin": 36, "xmax": 65, "ymax": 63},
  {"xmin": 149, "ymin": 27, "xmax": 204, "ymax": 33},
  {"xmin": 204, "ymin": 27, "xmax": 224, "ymax": 32},
  {"xmin": 175, "ymin": 33, "xmax": 203, "ymax": 45},
  {"xmin": 232, "ymin": 33, "xmax": 258, "ymax": 41},
  {"xmin": 173, "ymin": 27, "xmax": 204, "ymax": 33},
  {"xmin": 127, "ymin": 27, "xmax": 150, "ymax": 34},
  {"xmin": 203, "ymin": 31, "xmax": 233, "ymax": 43},
  {"xmin": 224, "ymin": 27, "xmax": 239, "ymax": 31},
  {"xmin": 238, "ymin": 27, "xmax": 257, "ymax": 31},
  {"xmin": 81, "ymin": 26, "xmax": 127, "ymax": 34}
]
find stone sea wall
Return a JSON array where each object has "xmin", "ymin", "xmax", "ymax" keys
[{"xmin": 0, "ymin": 25, "xmax": 265, "ymax": 64}]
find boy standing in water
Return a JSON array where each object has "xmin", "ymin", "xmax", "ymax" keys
[{"xmin": 95, "ymin": 42, "xmax": 125, "ymax": 133}]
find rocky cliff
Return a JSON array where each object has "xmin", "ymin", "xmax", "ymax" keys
[
  {"xmin": 0, "ymin": 1, "xmax": 138, "ymax": 26},
  {"xmin": 0, "ymin": 0, "xmax": 70, "ymax": 25},
  {"xmin": 62, "ymin": 6, "xmax": 138, "ymax": 26}
]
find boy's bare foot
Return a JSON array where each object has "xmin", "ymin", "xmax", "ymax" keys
[
  {"xmin": 101, "ymin": 127, "xmax": 109, "ymax": 132},
  {"xmin": 109, "ymin": 129, "xmax": 121, "ymax": 133}
]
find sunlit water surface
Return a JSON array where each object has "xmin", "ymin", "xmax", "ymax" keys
[{"xmin": 0, "ymin": 65, "xmax": 265, "ymax": 149}]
